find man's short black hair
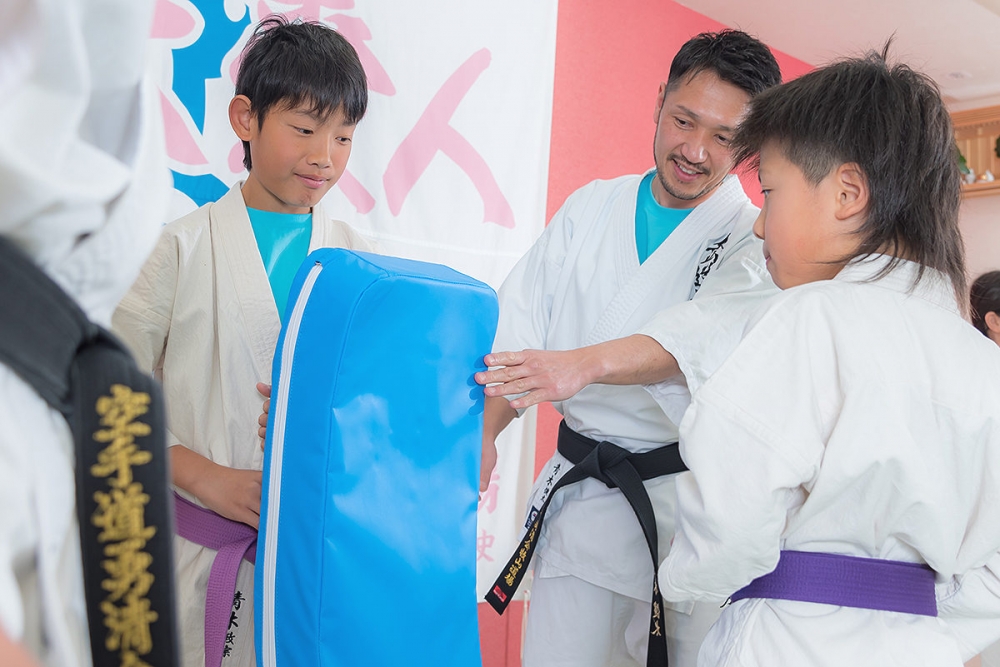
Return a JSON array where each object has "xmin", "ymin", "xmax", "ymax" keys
[
  {"xmin": 236, "ymin": 15, "xmax": 368, "ymax": 171},
  {"xmin": 666, "ymin": 30, "xmax": 782, "ymax": 98},
  {"xmin": 731, "ymin": 45, "xmax": 967, "ymax": 300}
]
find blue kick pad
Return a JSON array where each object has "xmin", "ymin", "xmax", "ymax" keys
[{"xmin": 255, "ymin": 249, "xmax": 497, "ymax": 667}]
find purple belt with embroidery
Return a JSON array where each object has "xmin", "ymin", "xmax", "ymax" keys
[
  {"xmin": 173, "ymin": 492, "xmax": 257, "ymax": 667},
  {"xmin": 730, "ymin": 550, "xmax": 937, "ymax": 616}
]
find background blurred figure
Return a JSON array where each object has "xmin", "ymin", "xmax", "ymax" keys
[
  {"xmin": 971, "ymin": 270, "xmax": 1000, "ymax": 346},
  {"xmin": 971, "ymin": 271, "xmax": 1000, "ymax": 667},
  {"xmin": 0, "ymin": 0, "xmax": 170, "ymax": 665}
]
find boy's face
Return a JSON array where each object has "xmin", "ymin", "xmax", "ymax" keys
[
  {"xmin": 752, "ymin": 142, "xmax": 860, "ymax": 289},
  {"xmin": 235, "ymin": 99, "xmax": 355, "ymax": 214},
  {"xmin": 651, "ymin": 70, "xmax": 750, "ymax": 209}
]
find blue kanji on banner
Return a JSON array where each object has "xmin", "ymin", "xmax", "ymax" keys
[
  {"xmin": 170, "ymin": 1, "xmax": 250, "ymax": 132},
  {"xmin": 171, "ymin": 171, "xmax": 230, "ymax": 208}
]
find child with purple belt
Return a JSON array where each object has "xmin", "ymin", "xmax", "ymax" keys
[{"xmin": 657, "ymin": 48, "xmax": 1000, "ymax": 666}]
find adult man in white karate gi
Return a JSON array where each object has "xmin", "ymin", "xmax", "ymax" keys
[
  {"xmin": 479, "ymin": 30, "xmax": 782, "ymax": 667},
  {"xmin": 0, "ymin": 0, "xmax": 170, "ymax": 665}
]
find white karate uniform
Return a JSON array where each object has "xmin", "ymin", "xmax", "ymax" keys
[
  {"xmin": 112, "ymin": 184, "xmax": 371, "ymax": 667},
  {"xmin": 494, "ymin": 171, "xmax": 774, "ymax": 665},
  {"xmin": 659, "ymin": 257, "xmax": 1000, "ymax": 667},
  {"xmin": 0, "ymin": 1, "xmax": 169, "ymax": 665}
]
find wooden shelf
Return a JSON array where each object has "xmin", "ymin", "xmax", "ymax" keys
[
  {"xmin": 962, "ymin": 180, "xmax": 1000, "ymax": 198},
  {"xmin": 953, "ymin": 104, "xmax": 1000, "ymax": 198}
]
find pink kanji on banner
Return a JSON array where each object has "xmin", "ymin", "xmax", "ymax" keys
[
  {"xmin": 478, "ymin": 471, "xmax": 500, "ymax": 514},
  {"xmin": 328, "ymin": 13, "xmax": 395, "ymax": 96},
  {"xmin": 383, "ymin": 48, "xmax": 515, "ymax": 228},
  {"xmin": 160, "ymin": 92, "xmax": 209, "ymax": 165},
  {"xmin": 151, "ymin": 0, "xmax": 196, "ymax": 40},
  {"xmin": 229, "ymin": 142, "xmax": 245, "ymax": 174},
  {"xmin": 337, "ymin": 170, "xmax": 376, "ymax": 214},
  {"xmin": 477, "ymin": 529, "xmax": 496, "ymax": 562},
  {"xmin": 258, "ymin": 2, "xmax": 395, "ymax": 96}
]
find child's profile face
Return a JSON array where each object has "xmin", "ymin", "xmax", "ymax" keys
[
  {"xmin": 239, "ymin": 100, "xmax": 355, "ymax": 214},
  {"xmin": 752, "ymin": 142, "xmax": 856, "ymax": 289}
]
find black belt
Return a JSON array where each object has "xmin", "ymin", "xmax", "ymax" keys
[
  {"xmin": 485, "ymin": 420, "xmax": 688, "ymax": 667},
  {"xmin": 0, "ymin": 236, "xmax": 179, "ymax": 667}
]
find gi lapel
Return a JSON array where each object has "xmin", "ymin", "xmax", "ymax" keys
[
  {"xmin": 307, "ymin": 200, "xmax": 330, "ymax": 254},
  {"xmin": 210, "ymin": 183, "xmax": 281, "ymax": 385},
  {"xmin": 584, "ymin": 175, "xmax": 749, "ymax": 346}
]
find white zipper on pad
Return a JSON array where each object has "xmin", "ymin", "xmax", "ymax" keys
[{"xmin": 262, "ymin": 262, "xmax": 323, "ymax": 667}]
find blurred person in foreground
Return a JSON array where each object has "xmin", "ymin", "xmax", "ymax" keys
[{"xmin": 0, "ymin": 1, "xmax": 170, "ymax": 665}]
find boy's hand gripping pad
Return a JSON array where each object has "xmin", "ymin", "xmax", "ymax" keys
[{"xmin": 254, "ymin": 249, "xmax": 497, "ymax": 667}]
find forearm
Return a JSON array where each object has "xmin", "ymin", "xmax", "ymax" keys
[
  {"xmin": 587, "ymin": 334, "xmax": 681, "ymax": 386},
  {"xmin": 169, "ymin": 444, "xmax": 218, "ymax": 500},
  {"xmin": 169, "ymin": 444, "xmax": 263, "ymax": 527},
  {"xmin": 478, "ymin": 396, "xmax": 517, "ymax": 491},
  {"xmin": 477, "ymin": 335, "xmax": 683, "ymax": 410},
  {"xmin": 483, "ymin": 396, "xmax": 517, "ymax": 442}
]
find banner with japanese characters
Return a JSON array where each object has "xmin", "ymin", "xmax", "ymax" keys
[{"xmin": 150, "ymin": 0, "xmax": 556, "ymax": 600}]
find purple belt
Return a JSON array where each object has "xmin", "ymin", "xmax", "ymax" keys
[
  {"xmin": 173, "ymin": 492, "xmax": 257, "ymax": 667},
  {"xmin": 730, "ymin": 550, "xmax": 937, "ymax": 616}
]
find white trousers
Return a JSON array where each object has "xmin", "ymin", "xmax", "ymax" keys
[{"xmin": 522, "ymin": 558, "xmax": 721, "ymax": 667}]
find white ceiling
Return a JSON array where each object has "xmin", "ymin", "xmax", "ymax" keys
[{"xmin": 675, "ymin": 0, "xmax": 1000, "ymax": 111}]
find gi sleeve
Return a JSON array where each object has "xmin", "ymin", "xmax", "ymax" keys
[
  {"xmin": 491, "ymin": 181, "xmax": 599, "ymax": 414},
  {"xmin": 111, "ymin": 228, "xmax": 181, "ymax": 446},
  {"xmin": 637, "ymin": 223, "xmax": 776, "ymax": 422},
  {"xmin": 659, "ymin": 294, "xmax": 828, "ymax": 602}
]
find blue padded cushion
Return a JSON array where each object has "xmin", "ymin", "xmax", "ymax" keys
[{"xmin": 255, "ymin": 249, "xmax": 497, "ymax": 667}]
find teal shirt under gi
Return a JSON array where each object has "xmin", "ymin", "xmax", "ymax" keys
[
  {"xmin": 247, "ymin": 208, "xmax": 312, "ymax": 322},
  {"xmin": 635, "ymin": 171, "xmax": 694, "ymax": 264}
]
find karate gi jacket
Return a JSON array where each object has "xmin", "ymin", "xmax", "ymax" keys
[
  {"xmin": 661, "ymin": 258, "xmax": 1000, "ymax": 667},
  {"xmin": 0, "ymin": 1, "xmax": 170, "ymax": 665},
  {"xmin": 112, "ymin": 183, "xmax": 372, "ymax": 667},
  {"xmin": 494, "ymin": 172, "xmax": 774, "ymax": 602}
]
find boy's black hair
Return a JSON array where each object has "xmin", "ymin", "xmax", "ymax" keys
[
  {"xmin": 971, "ymin": 271, "xmax": 1000, "ymax": 335},
  {"xmin": 666, "ymin": 30, "xmax": 782, "ymax": 98},
  {"xmin": 236, "ymin": 15, "xmax": 368, "ymax": 171},
  {"xmin": 731, "ymin": 45, "xmax": 967, "ymax": 300}
]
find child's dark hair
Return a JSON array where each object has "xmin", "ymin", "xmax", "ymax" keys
[
  {"xmin": 971, "ymin": 271, "xmax": 1000, "ymax": 335},
  {"xmin": 235, "ymin": 15, "xmax": 368, "ymax": 171},
  {"xmin": 731, "ymin": 45, "xmax": 967, "ymax": 301},
  {"xmin": 667, "ymin": 30, "xmax": 782, "ymax": 98}
]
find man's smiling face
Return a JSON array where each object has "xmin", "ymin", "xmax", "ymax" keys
[{"xmin": 651, "ymin": 69, "xmax": 750, "ymax": 209}]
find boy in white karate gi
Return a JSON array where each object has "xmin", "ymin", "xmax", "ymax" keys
[
  {"xmin": 112, "ymin": 16, "xmax": 371, "ymax": 667},
  {"xmin": 652, "ymin": 50, "xmax": 1000, "ymax": 666},
  {"xmin": 478, "ymin": 30, "xmax": 782, "ymax": 667}
]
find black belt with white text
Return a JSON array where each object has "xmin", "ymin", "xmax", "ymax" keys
[{"xmin": 485, "ymin": 420, "xmax": 687, "ymax": 667}]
